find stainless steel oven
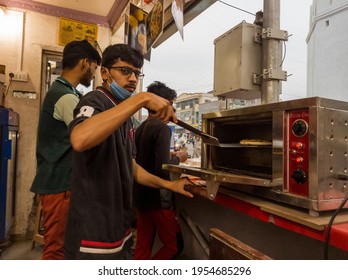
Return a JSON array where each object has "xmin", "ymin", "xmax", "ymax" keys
[{"xmin": 165, "ymin": 97, "xmax": 348, "ymax": 214}]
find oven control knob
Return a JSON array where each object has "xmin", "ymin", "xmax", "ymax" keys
[
  {"xmin": 292, "ymin": 119, "xmax": 308, "ymax": 137},
  {"xmin": 292, "ymin": 169, "xmax": 307, "ymax": 184},
  {"xmin": 295, "ymin": 142, "xmax": 303, "ymax": 149},
  {"xmin": 296, "ymin": 157, "xmax": 304, "ymax": 163}
]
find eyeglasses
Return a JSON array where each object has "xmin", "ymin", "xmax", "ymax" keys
[{"xmin": 110, "ymin": 66, "xmax": 145, "ymax": 79}]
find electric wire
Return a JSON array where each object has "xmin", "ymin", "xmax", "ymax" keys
[
  {"xmin": 217, "ymin": 0, "xmax": 256, "ymax": 16},
  {"xmin": 279, "ymin": 41, "xmax": 287, "ymax": 67},
  {"xmin": 279, "ymin": 34, "xmax": 292, "ymax": 68},
  {"xmin": 5, "ymin": 77, "xmax": 12, "ymax": 96},
  {"xmin": 144, "ymin": 1, "xmax": 258, "ymax": 94},
  {"xmin": 323, "ymin": 191, "xmax": 348, "ymax": 259},
  {"xmin": 94, "ymin": 41, "xmax": 103, "ymax": 56},
  {"xmin": 1, "ymin": 75, "xmax": 13, "ymax": 107}
]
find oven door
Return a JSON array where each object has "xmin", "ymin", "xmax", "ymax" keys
[{"xmin": 163, "ymin": 164, "xmax": 282, "ymax": 200}]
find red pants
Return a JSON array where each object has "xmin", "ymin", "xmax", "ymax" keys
[
  {"xmin": 40, "ymin": 191, "xmax": 70, "ymax": 260},
  {"xmin": 134, "ymin": 209, "xmax": 183, "ymax": 260}
]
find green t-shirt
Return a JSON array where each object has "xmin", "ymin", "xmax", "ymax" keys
[{"xmin": 30, "ymin": 77, "xmax": 80, "ymax": 194}]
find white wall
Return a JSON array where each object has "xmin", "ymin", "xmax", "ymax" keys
[{"xmin": 307, "ymin": 0, "xmax": 348, "ymax": 101}]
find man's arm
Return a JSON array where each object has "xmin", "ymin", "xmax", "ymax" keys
[
  {"xmin": 71, "ymin": 91, "xmax": 177, "ymax": 152},
  {"xmin": 132, "ymin": 159, "xmax": 193, "ymax": 198}
]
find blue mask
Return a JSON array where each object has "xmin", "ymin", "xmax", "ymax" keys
[{"xmin": 108, "ymin": 78, "xmax": 135, "ymax": 101}]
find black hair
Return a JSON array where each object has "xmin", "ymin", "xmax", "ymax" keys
[
  {"xmin": 62, "ymin": 40, "xmax": 101, "ymax": 69},
  {"xmin": 147, "ymin": 81, "xmax": 177, "ymax": 101},
  {"xmin": 101, "ymin": 44, "xmax": 144, "ymax": 69}
]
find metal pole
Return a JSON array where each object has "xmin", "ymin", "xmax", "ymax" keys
[{"xmin": 261, "ymin": 0, "xmax": 282, "ymax": 104}]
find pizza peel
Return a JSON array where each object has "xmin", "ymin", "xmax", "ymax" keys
[{"xmin": 174, "ymin": 120, "xmax": 271, "ymax": 148}]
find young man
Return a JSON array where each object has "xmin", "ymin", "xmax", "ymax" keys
[
  {"xmin": 133, "ymin": 81, "xmax": 188, "ymax": 260},
  {"xmin": 64, "ymin": 44, "xmax": 193, "ymax": 260},
  {"xmin": 30, "ymin": 40, "xmax": 101, "ymax": 259}
]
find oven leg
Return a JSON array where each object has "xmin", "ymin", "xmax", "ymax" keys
[
  {"xmin": 169, "ymin": 171, "xmax": 182, "ymax": 180},
  {"xmin": 206, "ymin": 176, "xmax": 219, "ymax": 200}
]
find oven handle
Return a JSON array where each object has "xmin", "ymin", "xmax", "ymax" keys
[
  {"xmin": 333, "ymin": 173, "xmax": 348, "ymax": 180},
  {"xmin": 184, "ymin": 184, "xmax": 208, "ymax": 198}
]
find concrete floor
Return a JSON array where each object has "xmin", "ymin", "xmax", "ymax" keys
[{"xmin": 0, "ymin": 239, "xmax": 43, "ymax": 260}]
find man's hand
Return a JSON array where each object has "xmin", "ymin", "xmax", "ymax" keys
[
  {"xmin": 166, "ymin": 177, "xmax": 194, "ymax": 198},
  {"xmin": 143, "ymin": 92, "xmax": 177, "ymax": 123},
  {"xmin": 172, "ymin": 150, "xmax": 188, "ymax": 162}
]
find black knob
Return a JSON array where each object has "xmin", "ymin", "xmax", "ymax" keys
[
  {"xmin": 292, "ymin": 119, "xmax": 308, "ymax": 137},
  {"xmin": 292, "ymin": 169, "xmax": 307, "ymax": 184}
]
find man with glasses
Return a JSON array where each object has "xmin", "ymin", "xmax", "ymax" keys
[
  {"xmin": 30, "ymin": 40, "xmax": 101, "ymax": 259},
  {"xmin": 64, "ymin": 44, "xmax": 193, "ymax": 260}
]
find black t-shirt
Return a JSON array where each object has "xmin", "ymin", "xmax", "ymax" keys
[
  {"xmin": 64, "ymin": 88, "xmax": 136, "ymax": 259},
  {"xmin": 134, "ymin": 117, "xmax": 179, "ymax": 210}
]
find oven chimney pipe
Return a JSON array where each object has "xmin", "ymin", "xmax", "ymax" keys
[{"xmin": 261, "ymin": 0, "xmax": 283, "ymax": 104}]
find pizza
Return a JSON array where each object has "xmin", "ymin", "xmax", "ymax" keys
[
  {"xmin": 149, "ymin": 1, "xmax": 163, "ymax": 40},
  {"xmin": 239, "ymin": 139, "xmax": 272, "ymax": 145}
]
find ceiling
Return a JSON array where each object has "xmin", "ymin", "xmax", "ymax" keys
[
  {"xmin": 34, "ymin": 0, "xmax": 116, "ymax": 16},
  {"xmin": 0, "ymin": 0, "xmax": 130, "ymax": 28},
  {"xmin": 0, "ymin": 0, "xmax": 216, "ymax": 44}
]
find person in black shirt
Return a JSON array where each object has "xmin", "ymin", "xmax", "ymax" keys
[
  {"xmin": 134, "ymin": 81, "xmax": 188, "ymax": 259},
  {"xmin": 64, "ymin": 44, "xmax": 193, "ymax": 260}
]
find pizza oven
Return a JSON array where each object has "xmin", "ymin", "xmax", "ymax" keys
[{"xmin": 165, "ymin": 97, "xmax": 348, "ymax": 214}]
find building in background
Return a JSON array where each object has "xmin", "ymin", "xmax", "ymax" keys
[
  {"xmin": 199, "ymin": 98, "xmax": 257, "ymax": 116},
  {"xmin": 307, "ymin": 0, "xmax": 348, "ymax": 101},
  {"xmin": 174, "ymin": 92, "xmax": 217, "ymax": 133},
  {"xmin": 174, "ymin": 91, "xmax": 259, "ymax": 133}
]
